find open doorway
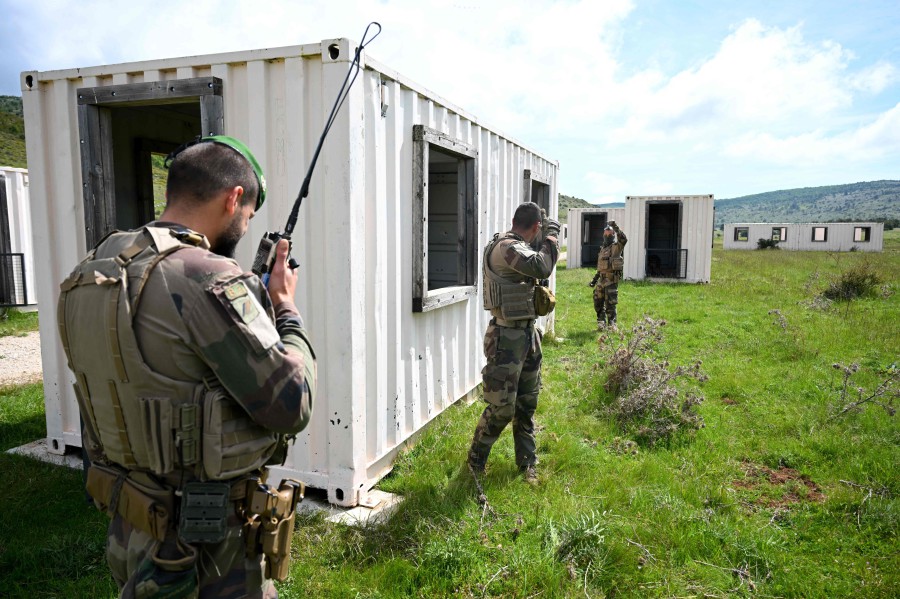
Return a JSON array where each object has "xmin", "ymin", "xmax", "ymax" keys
[
  {"xmin": 77, "ymin": 78, "xmax": 224, "ymax": 248},
  {"xmin": 645, "ymin": 201, "xmax": 685, "ymax": 278},
  {"xmin": 580, "ymin": 212, "xmax": 608, "ymax": 266}
]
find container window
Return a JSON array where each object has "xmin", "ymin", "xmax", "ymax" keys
[
  {"xmin": 812, "ymin": 227, "xmax": 828, "ymax": 242},
  {"xmin": 412, "ymin": 125, "xmax": 478, "ymax": 312},
  {"xmin": 772, "ymin": 226, "xmax": 787, "ymax": 242},
  {"xmin": 734, "ymin": 227, "xmax": 749, "ymax": 242},
  {"xmin": 853, "ymin": 226, "xmax": 871, "ymax": 242}
]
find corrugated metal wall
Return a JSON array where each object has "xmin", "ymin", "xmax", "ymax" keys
[
  {"xmin": 565, "ymin": 207, "xmax": 625, "ymax": 270},
  {"xmin": 624, "ymin": 195, "xmax": 714, "ymax": 283},
  {"xmin": 0, "ymin": 167, "xmax": 35, "ymax": 305},
  {"xmin": 723, "ymin": 223, "xmax": 884, "ymax": 252},
  {"xmin": 22, "ymin": 40, "xmax": 558, "ymax": 505}
]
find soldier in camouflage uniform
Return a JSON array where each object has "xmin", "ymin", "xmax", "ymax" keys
[
  {"xmin": 468, "ymin": 202, "xmax": 560, "ymax": 484},
  {"xmin": 589, "ymin": 221, "xmax": 627, "ymax": 329},
  {"xmin": 58, "ymin": 138, "xmax": 316, "ymax": 598}
]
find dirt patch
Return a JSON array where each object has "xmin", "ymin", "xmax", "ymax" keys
[
  {"xmin": 0, "ymin": 331, "xmax": 43, "ymax": 387},
  {"xmin": 733, "ymin": 461, "xmax": 825, "ymax": 508},
  {"xmin": 720, "ymin": 396, "xmax": 738, "ymax": 405}
]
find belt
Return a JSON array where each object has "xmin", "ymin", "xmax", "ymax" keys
[{"xmin": 493, "ymin": 317, "xmax": 534, "ymax": 329}]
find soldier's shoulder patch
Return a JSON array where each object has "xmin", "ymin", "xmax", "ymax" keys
[
  {"xmin": 224, "ymin": 280, "xmax": 249, "ymax": 301},
  {"xmin": 211, "ymin": 275, "xmax": 279, "ymax": 355}
]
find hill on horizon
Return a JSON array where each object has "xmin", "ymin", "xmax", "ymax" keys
[
  {"xmin": 0, "ymin": 96, "xmax": 26, "ymax": 168},
  {"xmin": 715, "ymin": 180, "xmax": 900, "ymax": 227}
]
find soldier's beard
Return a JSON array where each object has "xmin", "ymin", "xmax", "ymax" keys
[{"xmin": 212, "ymin": 215, "xmax": 243, "ymax": 258}]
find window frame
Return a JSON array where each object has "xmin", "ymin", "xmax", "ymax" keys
[
  {"xmin": 853, "ymin": 226, "xmax": 871, "ymax": 242},
  {"xmin": 772, "ymin": 226, "xmax": 787, "ymax": 242},
  {"xmin": 411, "ymin": 124, "xmax": 479, "ymax": 313},
  {"xmin": 811, "ymin": 226, "xmax": 828, "ymax": 242},
  {"xmin": 734, "ymin": 227, "xmax": 749, "ymax": 242}
]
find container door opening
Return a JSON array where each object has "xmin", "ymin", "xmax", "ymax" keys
[
  {"xmin": 581, "ymin": 213, "xmax": 607, "ymax": 267},
  {"xmin": 645, "ymin": 202, "xmax": 686, "ymax": 279},
  {"xmin": 77, "ymin": 78, "xmax": 224, "ymax": 248}
]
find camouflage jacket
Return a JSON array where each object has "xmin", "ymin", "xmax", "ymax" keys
[
  {"xmin": 486, "ymin": 231, "xmax": 559, "ymax": 320},
  {"xmin": 113, "ymin": 223, "xmax": 315, "ymax": 434}
]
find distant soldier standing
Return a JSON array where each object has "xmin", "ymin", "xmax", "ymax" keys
[
  {"xmin": 468, "ymin": 202, "xmax": 560, "ymax": 484},
  {"xmin": 58, "ymin": 137, "xmax": 316, "ymax": 598},
  {"xmin": 589, "ymin": 221, "xmax": 627, "ymax": 329}
]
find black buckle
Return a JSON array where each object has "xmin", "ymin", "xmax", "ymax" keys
[{"xmin": 178, "ymin": 482, "xmax": 230, "ymax": 544}]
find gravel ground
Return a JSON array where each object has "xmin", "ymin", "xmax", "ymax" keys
[{"xmin": 0, "ymin": 331, "xmax": 43, "ymax": 387}]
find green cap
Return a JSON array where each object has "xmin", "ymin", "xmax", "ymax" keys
[{"xmin": 202, "ymin": 135, "xmax": 267, "ymax": 210}]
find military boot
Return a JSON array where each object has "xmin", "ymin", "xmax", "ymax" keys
[
  {"xmin": 467, "ymin": 448, "xmax": 487, "ymax": 476},
  {"xmin": 521, "ymin": 464, "xmax": 538, "ymax": 486}
]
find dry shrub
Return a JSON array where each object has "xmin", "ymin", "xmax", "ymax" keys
[
  {"xmin": 599, "ymin": 317, "xmax": 707, "ymax": 447},
  {"xmin": 822, "ymin": 261, "xmax": 882, "ymax": 301}
]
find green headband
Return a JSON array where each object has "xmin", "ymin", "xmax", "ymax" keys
[{"xmin": 202, "ymin": 135, "xmax": 267, "ymax": 210}]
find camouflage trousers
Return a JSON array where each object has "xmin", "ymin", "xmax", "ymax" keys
[
  {"xmin": 469, "ymin": 319, "xmax": 543, "ymax": 469},
  {"xmin": 593, "ymin": 277, "xmax": 619, "ymax": 325},
  {"xmin": 107, "ymin": 511, "xmax": 277, "ymax": 599}
]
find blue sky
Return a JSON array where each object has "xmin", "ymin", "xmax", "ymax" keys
[{"xmin": 1, "ymin": 0, "xmax": 898, "ymax": 202}]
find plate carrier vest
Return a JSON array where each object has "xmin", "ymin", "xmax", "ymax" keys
[
  {"xmin": 482, "ymin": 233, "xmax": 537, "ymax": 321},
  {"xmin": 58, "ymin": 226, "xmax": 280, "ymax": 480}
]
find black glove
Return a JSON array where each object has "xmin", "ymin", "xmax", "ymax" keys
[{"xmin": 588, "ymin": 275, "xmax": 599, "ymax": 288}]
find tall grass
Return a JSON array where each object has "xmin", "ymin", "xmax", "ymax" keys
[{"xmin": 0, "ymin": 234, "xmax": 897, "ymax": 597}]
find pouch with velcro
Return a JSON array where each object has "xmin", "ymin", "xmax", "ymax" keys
[
  {"xmin": 533, "ymin": 285, "xmax": 556, "ymax": 316},
  {"xmin": 202, "ymin": 384, "xmax": 278, "ymax": 480},
  {"xmin": 612, "ymin": 255, "xmax": 624, "ymax": 270},
  {"xmin": 85, "ymin": 464, "xmax": 172, "ymax": 542},
  {"xmin": 139, "ymin": 397, "xmax": 200, "ymax": 475}
]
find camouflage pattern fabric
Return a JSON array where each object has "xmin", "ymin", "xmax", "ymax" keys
[
  {"xmin": 469, "ymin": 321, "xmax": 543, "ymax": 468},
  {"xmin": 78, "ymin": 223, "xmax": 316, "ymax": 596},
  {"xmin": 593, "ymin": 229, "xmax": 627, "ymax": 326},
  {"xmin": 469, "ymin": 230, "xmax": 558, "ymax": 469},
  {"xmin": 107, "ymin": 511, "xmax": 276, "ymax": 599},
  {"xmin": 593, "ymin": 279, "xmax": 619, "ymax": 326}
]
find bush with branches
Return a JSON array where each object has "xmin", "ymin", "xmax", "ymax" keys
[{"xmin": 599, "ymin": 317, "xmax": 707, "ymax": 447}]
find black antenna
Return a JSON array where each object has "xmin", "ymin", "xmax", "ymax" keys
[{"xmin": 283, "ymin": 22, "xmax": 381, "ymax": 236}]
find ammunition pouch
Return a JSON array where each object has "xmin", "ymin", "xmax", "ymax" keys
[
  {"xmin": 201, "ymin": 381, "xmax": 279, "ymax": 481},
  {"xmin": 533, "ymin": 285, "xmax": 556, "ymax": 316},
  {"xmin": 611, "ymin": 255, "xmax": 624, "ymax": 271},
  {"xmin": 241, "ymin": 479, "xmax": 305, "ymax": 581},
  {"xmin": 178, "ymin": 482, "xmax": 231, "ymax": 544},
  {"xmin": 85, "ymin": 463, "xmax": 174, "ymax": 542}
]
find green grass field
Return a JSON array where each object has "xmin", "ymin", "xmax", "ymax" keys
[
  {"xmin": 0, "ymin": 309, "xmax": 39, "ymax": 337},
  {"xmin": 1, "ymin": 233, "xmax": 897, "ymax": 597}
]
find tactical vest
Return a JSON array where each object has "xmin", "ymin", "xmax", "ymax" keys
[
  {"xmin": 58, "ymin": 226, "xmax": 280, "ymax": 481},
  {"xmin": 597, "ymin": 242, "xmax": 625, "ymax": 275},
  {"xmin": 482, "ymin": 233, "xmax": 536, "ymax": 321}
]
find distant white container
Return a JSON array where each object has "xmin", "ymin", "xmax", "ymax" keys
[
  {"xmin": 565, "ymin": 207, "xmax": 625, "ymax": 270},
  {"xmin": 723, "ymin": 222, "xmax": 884, "ymax": 252},
  {"xmin": 22, "ymin": 37, "xmax": 558, "ymax": 506},
  {"xmin": 567, "ymin": 195, "xmax": 714, "ymax": 283},
  {"xmin": 0, "ymin": 166, "xmax": 36, "ymax": 307}
]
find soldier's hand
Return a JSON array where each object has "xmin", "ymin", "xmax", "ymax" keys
[
  {"xmin": 588, "ymin": 280, "xmax": 596, "ymax": 288},
  {"xmin": 544, "ymin": 218, "xmax": 561, "ymax": 239},
  {"xmin": 267, "ymin": 239, "xmax": 298, "ymax": 306},
  {"xmin": 609, "ymin": 220, "xmax": 619, "ymax": 231}
]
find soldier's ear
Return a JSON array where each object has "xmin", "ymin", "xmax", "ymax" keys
[{"xmin": 223, "ymin": 186, "xmax": 244, "ymax": 216}]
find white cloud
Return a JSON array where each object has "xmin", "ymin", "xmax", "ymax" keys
[
  {"xmin": 848, "ymin": 61, "xmax": 898, "ymax": 94},
  {"xmin": 609, "ymin": 18, "xmax": 857, "ymax": 145},
  {"xmin": 725, "ymin": 101, "xmax": 900, "ymax": 164}
]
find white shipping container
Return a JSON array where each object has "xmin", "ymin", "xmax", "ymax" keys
[
  {"xmin": 565, "ymin": 207, "xmax": 625, "ymax": 271},
  {"xmin": 22, "ymin": 37, "xmax": 558, "ymax": 506},
  {"xmin": 724, "ymin": 222, "xmax": 884, "ymax": 252},
  {"xmin": 0, "ymin": 167, "xmax": 36, "ymax": 307},
  {"xmin": 567, "ymin": 196, "xmax": 714, "ymax": 284}
]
